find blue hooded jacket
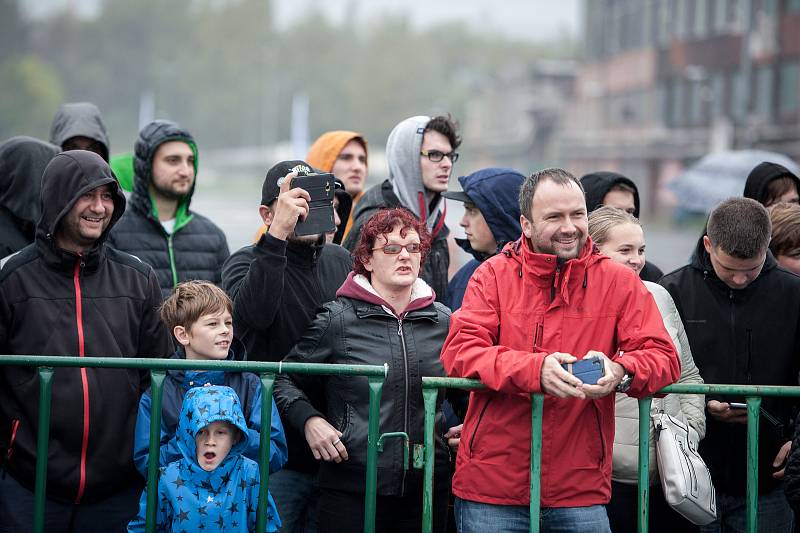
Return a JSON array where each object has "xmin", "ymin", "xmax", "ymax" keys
[
  {"xmin": 132, "ymin": 339, "xmax": 287, "ymax": 478},
  {"xmin": 445, "ymin": 168, "xmax": 525, "ymax": 311},
  {"xmin": 128, "ymin": 386, "xmax": 281, "ymax": 532}
]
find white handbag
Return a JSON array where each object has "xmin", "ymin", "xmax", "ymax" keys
[{"xmin": 652, "ymin": 411, "xmax": 717, "ymax": 525}]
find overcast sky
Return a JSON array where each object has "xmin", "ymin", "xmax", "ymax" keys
[{"xmin": 27, "ymin": 0, "xmax": 580, "ymax": 42}]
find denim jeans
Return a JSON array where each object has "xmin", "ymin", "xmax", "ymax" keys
[
  {"xmin": 269, "ymin": 468, "xmax": 319, "ymax": 533},
  {"xmin": 455, "ymin": 497, "xmax": 611, "ymax": 533},
  {"xmin": 698, "ymin": 487, "xmax": 793, "ymax": 533}
]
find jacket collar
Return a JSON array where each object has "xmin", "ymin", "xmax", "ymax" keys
[{"xmin": 502, "ymin": 236, "xmax": 602, "ymax": 305}]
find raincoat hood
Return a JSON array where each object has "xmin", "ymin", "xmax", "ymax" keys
[
  {"xmin": 386, "ymin": 115, "xmax": 445, "ymax": 233},
  {"xmin": 743, "ymin": 162, "xmax": 800, "ymax": 206},
  {"xmin": 37, "ymin": 150, "xmax": 126, "ymax": 247},
  {"xmin": 176, "ymin": 386, "xmax": 250, "ymax": 475},
  {"xmin": 580, "ymin": 171, "xmax": 641, "ymax": 218},
  {"xmin": 0, "ymin": 136, "xmax": 59, "ymax": 226},
  {"xmin": 49, "ymin": 102, "xmax": 110, "ymax": 161},
  {"xmin": 132, "ymin": 120, "xmax": 198, "ymax": 222},
  {"xmin": 453, "ymin": 167, "xmax": 524, "ymax": 259},
  {"xmin": 306, "ymin": 131, "xmax": 368, "ymax": 172}
]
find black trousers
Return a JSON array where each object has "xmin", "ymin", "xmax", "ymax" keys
[
  {"xmin": 0, "ymin": 470, "xmax": 141, "ymax": 533},
  {"xmin": 318, "ymin": 476, "xmax": 449, "ymax": 533},
  {"xmin": 606, "ymin": 480, "xmax": 699, "ymax": 533}
]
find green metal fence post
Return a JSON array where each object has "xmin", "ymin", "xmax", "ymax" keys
[
  {"xmin": 529, "ymin": 393, "xmax": 544, "ymax": 533},
  {"xmin": 32, "ymin": 367, "xmax": 54, "ymax": 533},
  {"xmin": 145, "ymin": 370, "xmax": 166, "ymax": 533},
  {"xmin": 363, "ymin": 375, "xmax": 385, "ymax": 533},
  {"xmin": 746, "ymin": 396, "xmax": 761, "ymax": 533},
  {"xmin": 256, "ymin": 373, "xmax": 276, "ymax": 533},
  {"xmin": 637, "ymin": 397, "xmax": 653, "ymax": 533},
  {"xmin": 421, "ymin": 387, "xmax": 439, "ymax": 533}
]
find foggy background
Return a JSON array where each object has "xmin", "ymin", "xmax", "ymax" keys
[{"xmin": 5, "ymin": 0, "xmax": 799, "ymax": 272}]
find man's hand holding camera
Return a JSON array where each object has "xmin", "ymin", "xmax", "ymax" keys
[
  {"xmin": 268, "ymin": 171, "xmax": 310, "ymax": 241},
  {"xmin": 540, "ymin": 350, "xmax": 625, "ymax": 399}
]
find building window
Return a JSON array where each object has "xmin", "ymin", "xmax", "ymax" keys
[
  {"xmin": 755, "ymin": 65, "xmax": 774, "ymax": 118},
  {"xmin": 694, "ymin": 0, "xmax": 709, "ymax": 37},
  {"xmin": 731, "ymin": 70, "xmax": 748, "ymax": 119},
  {"xmin": 671, "ymin": 79, "xmax": 686, "ymax": 126},
  {"xmin": 710, "ymin": 72, "xmax": 726, "ymax": 120},
  {"xmin": 779, "ymin": 62, "xmax": 800, "ymax": 115},
  {"xmin": 657, "ymin": 0, "xmax": 673, "ymax": 46},
  {"xmin": 789, "ymin": 0, "xmax": 800, "ymax": 12}
]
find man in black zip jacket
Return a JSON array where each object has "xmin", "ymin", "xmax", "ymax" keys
[
  {"xmin": 221, "ymin": 160, "xmax": 352, "ymax": 533},
  {"xmin": 0, "ymin": 150, "xmax": 171, "ymax": 532},
  {"xmin": 107, "ymin": 120, "xmax": 230, "ymax": 299},
  {"xmin": 660, "ymin": 197, "xmax": 800, "ymax": 532}
]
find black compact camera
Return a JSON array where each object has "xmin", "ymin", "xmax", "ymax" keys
[{"xmin": 291, "ymin": 172, "xmax": 336, "ymax": 236}]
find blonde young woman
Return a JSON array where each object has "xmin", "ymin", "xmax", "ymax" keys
[{"xmin": 588, "ymin": 206, "xmax": 706, "ymax": 533}]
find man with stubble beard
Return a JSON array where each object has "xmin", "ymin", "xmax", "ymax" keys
[
  {"xmin": 108, "ymin": 120, "xmax": 229, "ymax": 299},
  {"xmin": 221, "ymin": 160, "xmax": 352, "ymax": 533}
]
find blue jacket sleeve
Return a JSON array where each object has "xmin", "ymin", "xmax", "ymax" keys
[
  {"xmin": 133, "ymin": 393, "xmax": 153, "ymax": 478},
  {"xmin": 133, "ymin": 391, "xmax": 183, "ymax": 478},
  {"xmin": 126, "ymin": 477, "xmax": 170, "ymax": 533},
  {"xmin": 244, "ymin": 385, "xmax": 289, "ymax": 473}
]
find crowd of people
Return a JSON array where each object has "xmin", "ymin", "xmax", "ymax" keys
[{"xmin": 2, "ymin": 102, "xmax": 800, "ymax": 533}]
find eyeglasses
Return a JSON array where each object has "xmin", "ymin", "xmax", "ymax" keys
[
  {"xmin": 372, "ymin": 243, "xmax": 422, "ymax": 254},
  {"xmin": 420, "ymin": 149, "xmax": 459, "ymax": 163}
]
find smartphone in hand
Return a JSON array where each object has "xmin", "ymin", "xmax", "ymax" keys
[{"xmin": 561, "ymin": 357, "xmax": 605, "ymax": 386}]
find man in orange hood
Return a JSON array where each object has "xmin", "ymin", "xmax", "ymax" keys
[{"xmin": 306, "ymin": 131, "xmax": 368, "ymax": 244}]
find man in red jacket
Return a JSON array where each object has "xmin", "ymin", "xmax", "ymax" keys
[{"xmin": 441, "ymin": 168, "xmax": 680, "ymax": 533}]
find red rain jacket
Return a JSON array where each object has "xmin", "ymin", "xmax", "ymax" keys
[{"xmin": 441, "ymin": 237, "xmax": 680, "ymax": 507}]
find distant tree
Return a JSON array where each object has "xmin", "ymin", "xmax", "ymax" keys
[{"xmin": 0, "ymin": 55, "xmax": 64, "ymax": 139}]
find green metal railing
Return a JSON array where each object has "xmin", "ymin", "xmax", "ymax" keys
[
  {"xmin": 0, "ymin": 355, "xmax": 388, "ymax": 533},
  {"xmin": 420, "ymin": 377, "xmax": 800, "ymax": 533}
]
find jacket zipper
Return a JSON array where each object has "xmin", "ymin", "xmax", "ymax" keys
[
  {"xmin": 73, "ymin": 259, "xmax": 90, "ymax": 504},
  {"xmin": 550, "ymin": 265, "xmax": 560, "ymax": 302},
  {"xmin": 167, "ymin": 234, "xmax": 178, "ymax": 288},
  {"xmin": 6, "ymin": 420, "xmax": 20, "ymax": 462},
  {"xmin": 468, "ymin": 398, "xmax": 493, "ymax": 454},
  {"xmin": 397, "ymin": 318, "xmax": 409, "ymax": 495},
  {"xmin": 745, "ymin": 329, "xmax": 753, "ymax": 384},
  {"xmin": 592, "ymin": 402, "xmax": 606, "ymax": 465}
]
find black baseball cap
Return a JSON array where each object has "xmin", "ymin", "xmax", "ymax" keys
[{"xmin": 261, "ymin": 160, "xmax": 315, "ymax": 206}]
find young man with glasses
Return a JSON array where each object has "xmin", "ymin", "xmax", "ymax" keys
[{"xmin": 343, "ymin": 115, "xmax": 461, "ymax": 303}]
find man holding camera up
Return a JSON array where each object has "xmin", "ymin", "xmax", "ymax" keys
[
  {"xmin": 221, "ymin": 160, "xmax": 352, "ymax": 532},
  {"xmin": 441, "ymin": 168, "xmax": 680, "ymax": 533}
]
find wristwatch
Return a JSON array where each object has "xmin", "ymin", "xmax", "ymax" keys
[{"xmin": 615, "ymin": 370, "xmax": 633, "ymax": 393}]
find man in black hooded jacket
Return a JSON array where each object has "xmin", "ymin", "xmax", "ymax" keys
[
  {"xmin": 222, "ymin": 160, "xmax": 352, "ymax": 533},
  {"xmin": 0, "ymin": 150, "xmax": 171, "ymax": 531},
  {"xmin": 49, "ymin": 102, "xmax": 110, "ymax": 161},
  {"xmin": 107, "ymin": 120, "xmax": 230, "ymax": 299},
  {"xmin": 0, "ymin": 136, "xmax": 59, "ymax": 258},
  {"xmin": 660, "ymin": 197, "xmax": 800, "ymax": 532},
  {"xmin": 580, "ymin": 171, "xmax": 663, "ymax": 282},
  {"xmin": 743, "ymin": 161, "xmax": 800, "ymax": 207}
]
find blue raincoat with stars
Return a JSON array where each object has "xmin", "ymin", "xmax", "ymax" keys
[{"xmin": 128, "ymin": 385, "xmax": 281, "ymax": 532}]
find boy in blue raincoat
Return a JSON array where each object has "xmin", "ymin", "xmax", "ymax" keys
[
  {"xmin": 128, "ymin": 385, "xmax": 281, "ymax": 532},
  {"xmin": 133, "ymin": 281, "xmax": 287, "ymax": 477}
]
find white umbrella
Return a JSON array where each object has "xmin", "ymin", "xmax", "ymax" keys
[{"xmin": 668, "ymin": 150, "xmax": 800, "ymax": 214}]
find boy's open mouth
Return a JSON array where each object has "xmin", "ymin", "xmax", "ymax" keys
[{"xmin": 204, "ymin": 452, "xmax": 216, "ymax": 460}]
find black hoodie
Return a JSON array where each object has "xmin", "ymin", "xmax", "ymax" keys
[
  {"xmin": 107, "ymin": 120, "xmax": 229, "ymax": 299},
  {"xmin": 0, "ymin": 150, "xmax": 171, "ymax": 504},
  {"xmin": 659, "ymin": 236, "xmax": 800, "ymax": 496},
  {"xmin": 743, "ymin": 162, "xmax": 800, "ymax": 206},
  {"xmin": 0, "ymin": 136, "xmax": 59, "ymax": 257},
  {"xmin": 580, "ymin": 171, "xmax": 663, "ymax": 282}
]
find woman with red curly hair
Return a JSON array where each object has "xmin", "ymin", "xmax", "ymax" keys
[{"xmin": 274, "ymin": 207, "xmax": 453, "ymax": 532}]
